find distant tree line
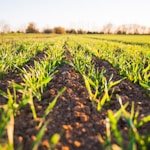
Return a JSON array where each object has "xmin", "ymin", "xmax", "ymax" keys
[
  {"xmin": 25, "ymin": 23, "xmax": 150, "ymax": 34},
  {"xmin": 25, "ymin": 23, "xmax": 87, "ymax": 34},
  {"xmin": 1, "ymin": 22, "xmax": 150, "ymax": 34},
  {"xmin": 101, "ymin": 23, "xmax": 150, "ymax": 35}
]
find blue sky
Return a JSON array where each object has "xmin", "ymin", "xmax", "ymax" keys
[{"xmin": 0, "ymin": 0, "xmax": 150, "ymax": 31}]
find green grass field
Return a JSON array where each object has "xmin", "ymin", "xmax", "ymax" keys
[{"xmin": 0, "ymin": 33, "xmax": 150, "ymax": 150}]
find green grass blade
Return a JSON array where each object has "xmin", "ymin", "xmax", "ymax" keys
[
  {"xmin": 108, "ymin": 110, "xmax": 123, "ymax": 147},
  {"xmin": 32, "ymin": 120, "xmax": 49, "ymax": 150},
  {"xmin": 137, "ymin": 116, "xmax": 150, "ymax": 128},
  {"xmin": 43, "ymin": 87, "xmax": 66, "ymax": 118}
]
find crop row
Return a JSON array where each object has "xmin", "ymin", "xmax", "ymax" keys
[
  {"xmin": 65, "ymin": 35, "xmax": 150, "ymax": 96},
  {"xmin": 63, "ymin": 37, "xmax": 150, "ymax": 149},
  {"xmin": 85, "ymin": 34, "xmax": 150, "ymax": 46},
  {"xmin": 0, "ymin": 35, "xmax": 64, "ymax": 79},
  {"xmin": 0, "ymin": 36, "xmax": 66, "ymax": 149}
]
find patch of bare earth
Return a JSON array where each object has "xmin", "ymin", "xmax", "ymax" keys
[{"xmin": 0, "ymin": 51, "xmax": 150, "ymax": 150}]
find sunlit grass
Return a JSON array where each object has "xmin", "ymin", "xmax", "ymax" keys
[{"xmin": 0, "ymin": 34, "xmax": 149, "ymax": 149}]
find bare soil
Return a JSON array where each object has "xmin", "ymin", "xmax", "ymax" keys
[{"xmin": 0, "ymin": 50, "xmax": 150, "ymax": 150}]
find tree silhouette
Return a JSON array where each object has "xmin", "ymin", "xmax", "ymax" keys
[
  {"xmin": 53, "ymin": 26, "xmax": 66, "ymax": 34},
  {"xmin": 26, "ymin": 23, "xmax": 39, "ymax": 33}
]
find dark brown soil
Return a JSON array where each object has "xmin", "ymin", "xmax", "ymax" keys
[{"xmin": 0, "ymin": 50, "xmax": 150, "ymax": 150}]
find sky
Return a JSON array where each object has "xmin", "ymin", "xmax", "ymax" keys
[{"xmin": 0, "ymin": 0, "xmax": 150, "ymax": 31}]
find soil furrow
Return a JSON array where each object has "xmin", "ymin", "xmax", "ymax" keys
[
  {"xmin": 93, "ymin": 56, "xmax": 150, "ymax": 115},
  {"xmin": 14, "ymin": 62, "xmax": 105, "ymax": 150}
]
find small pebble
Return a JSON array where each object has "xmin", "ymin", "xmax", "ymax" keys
[
  {"xmin": 80, "ymin": 114, "xmax": 89, "ymax": 122},
  {"xmin": 62, "ymin": 146, "xmax": 70, "ymax": 150},
  {"xmin": 74, "ymin": 140, "xmax": 81, "ymax": 147}
]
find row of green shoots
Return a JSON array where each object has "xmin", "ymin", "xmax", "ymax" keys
[
  {"xmin": 0, "ymin": 36, "xmax": 64, "ymax": 79},
  {"xmin": 65, "ymin": 38, "xmax": 150, "ymax": 150},
  {"xmin": 67, "ymin": 35, "xmax": 150, "ymax": 96},
  {"xmin": 0, "ymin": 40, "xmax": 66, "ymax": 150}
]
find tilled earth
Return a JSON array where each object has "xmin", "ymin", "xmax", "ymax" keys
[{"xmin": 0, "ymin": 51, "xmax": 150, "ymax": 150}]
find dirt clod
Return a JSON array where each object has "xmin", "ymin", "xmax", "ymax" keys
[{"xmin": 74, "ymin": 140, "xmax": 81, "ymax": 147}]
